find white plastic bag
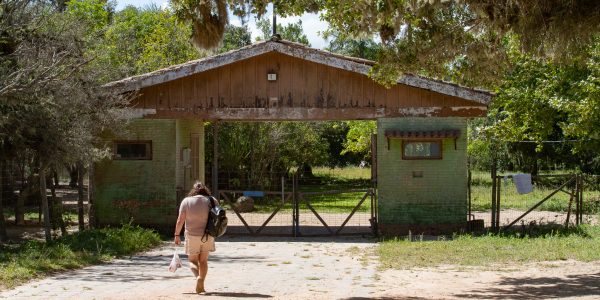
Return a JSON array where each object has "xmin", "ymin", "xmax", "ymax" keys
[{"xmin": 168, "ymin": 251, "xmax": 182, "ymax": 273}]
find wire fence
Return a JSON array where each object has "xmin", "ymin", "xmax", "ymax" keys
[{"xmin": 469, "ymin": 170, "xmax": 600, "ymax": 232}]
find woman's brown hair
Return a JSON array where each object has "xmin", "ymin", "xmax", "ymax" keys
[{"xmin": 187, "ymin": 181, "xmax": 212, "ymax": 197}]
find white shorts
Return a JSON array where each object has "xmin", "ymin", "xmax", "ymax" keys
[{"xmin": 185, "ymin": 233, "xmax": 215, "ymax": 255}]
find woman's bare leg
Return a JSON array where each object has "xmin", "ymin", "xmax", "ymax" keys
[
  {"xmin": 197, "ymin": 251, "xmax": 209, "ymax": 292},
  {"xmin": 187, "ymin": 254, "xmax": 199, "ymax": 278}
]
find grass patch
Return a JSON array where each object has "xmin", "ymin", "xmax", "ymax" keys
[
  {"xmin": 312, "ymin": 166, "xmax": 371, "ymax": 181},
  {"xmin": 379, "ymin": 225, "xmax": 600, "ymax": 269},
  {"xmin": 0, "ymin": 224, "xmax": 161, "ymax": 290},
  {"xmin": 3, "ymin": 208, "xmax": 78, "ymax": 224}
]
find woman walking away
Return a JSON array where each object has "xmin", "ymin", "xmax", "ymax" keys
[{"xmin": 174, "ymin": 181, "xmax": 218, "ymax": 294}]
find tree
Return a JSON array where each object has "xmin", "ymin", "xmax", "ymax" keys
[
  {"xmin": 341, "ymin": 121, "xmax": 376, "ymax": 162},
  {"xmin": 256, "ymin": 18, "xmax": 310, "ymax": 46},
  {"xmin": 474, "ymin": 38, "xmax": 600, "ymax": 173},
  {"xmin": 323, "ymin": 29, "xmax": 380, "ymax": 60},
  {"xmin": 92, "ymin": 5, "xmax": 202, "ymax": 81},
  {"xmin": 170, "ymin": 0, "xmax": 228, "ymax": 49},
  {"xmin": 219, "ymin": 24, "xmax": 252, "ymax": 52},
  {"xmin": 1, "ymin": 0, "xmax": 128, "ymax": 241},
  {"xmin": 175, "ymin": 1, "xmax": 600, "ymax": 90},
  {"xmin": 205, "ymin": 121, "xmax": 329, "ymax": 189}
]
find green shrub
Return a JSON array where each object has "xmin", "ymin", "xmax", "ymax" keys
[{"xmin": 0, "ymin": 225, "xmax": 161, "ymax": 290}]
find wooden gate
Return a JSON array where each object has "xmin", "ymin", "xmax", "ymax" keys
[{"xmin": 218, "ymin": 173, "xmax": 378, "ymax": 236}]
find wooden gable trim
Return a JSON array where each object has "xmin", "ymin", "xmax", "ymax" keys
[{"xmin": 105, "ymin": 40, "xmax": 493, "ymax": 105}]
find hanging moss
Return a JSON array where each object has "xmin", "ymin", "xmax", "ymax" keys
[{"xmin": 172, "ymin": 0, "xmax": 228, "ymax": 50}]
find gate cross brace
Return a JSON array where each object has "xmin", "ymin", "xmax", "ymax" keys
[
  {"xmin": 256, "ymin": 192, "xmax": 293, "ymax": 234},
  {"xmin": 299, "ymin": 193, "xmax": 333, "ymax": 234},
  {"xmin": 336, "ymin": 190, "xmax": 371, "ymax": 235},
  {"xmin": 220, "ymin": 191, "xmax": 255, "ymax": 234}
]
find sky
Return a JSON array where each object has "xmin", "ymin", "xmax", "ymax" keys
[{"xmin": 115, "ymin": 0, "xmax": 330, "ymax": 49}]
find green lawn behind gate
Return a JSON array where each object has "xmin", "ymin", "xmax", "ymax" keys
[{"xmin": 222, "ymin": 166, "xmax": 373, "ymax": 213}]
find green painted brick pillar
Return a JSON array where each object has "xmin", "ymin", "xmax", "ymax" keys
[
  {"xmin": 94, "ymin": 119, "xmax": 204, "ymax": 231},
  {"xmin": 376, "ymin": 117, "xmax": 468, "ymax": 235}
]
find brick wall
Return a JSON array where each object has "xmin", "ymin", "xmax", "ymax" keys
[
  {"xmin": 376, "ymin": 117, "xmax": 468, "ymax": 235},
  {"xmin": 94, "ymin": 119, "xmax": 204, "ymax": 228}
]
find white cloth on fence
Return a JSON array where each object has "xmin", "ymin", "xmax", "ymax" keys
[{"xmin": 513, "ymin": 173, "xmax": 533, "ymax": 194}]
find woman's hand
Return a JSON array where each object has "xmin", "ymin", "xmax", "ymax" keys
[{"xmin": 174, "ymin": 235, "xmax": 181, "ymax": 245}]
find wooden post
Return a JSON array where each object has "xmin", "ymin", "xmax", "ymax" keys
[
  {"xmin": 212, "ymin": 121, "xmax": 219, "ymax": 199},
  {"xmin": 77, "ymin": 161, "xmax": 85, "ymax": 231},
  {"xmin": 39, "ymin": 162, "xmax": 51, "ymax": 242}
]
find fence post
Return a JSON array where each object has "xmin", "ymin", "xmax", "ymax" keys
[
  {"xmin": 491, "ymin": 159, "xmax": 497, "ymax": 232},
  {"xmin": 495, "ymin": 176, "xmax": 501, "ymax": 231},
  {"xmin": 292, "ymin": 173, "xmax": 298, "ymax": 237},
  {"xmin": 577, "ymin": 174, "xmax": 582, "ymax": 226}
]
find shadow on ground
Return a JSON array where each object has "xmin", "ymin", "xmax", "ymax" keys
[
  {"xmin": 343, "ymin": 297, "xmax": 430, "ymax": 300},
  {"xmin": 455, "ymin": 272, "xmax": 600, "ymax": 299},
  {"xmin": 217, "ymin": 233, "xmax": 377, "ymax": 244},
  {"xmin": 199, "ymin": 291, "xmax": 273, "ymax": 298}
]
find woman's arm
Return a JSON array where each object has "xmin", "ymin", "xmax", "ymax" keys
[{"xmin": 174, "ymin": 204, "xmax": 186, "ymax": 245}]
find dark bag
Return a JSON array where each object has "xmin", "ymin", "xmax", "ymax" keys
[{"xmin": 203, "ymin": 196, "xmax": 227, "ymax": 240}]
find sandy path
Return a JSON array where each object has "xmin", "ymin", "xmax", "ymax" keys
[
  {"xmin": 373, "ymin": 261, "xmax": 600, "ymax": 299},
  {"xmin": 2, "ymin": 236, "xmax": 600, "ymax": 299},
  {"xmin": 0, "ymin": 236, "xmax": 379, "ymax": 300}
]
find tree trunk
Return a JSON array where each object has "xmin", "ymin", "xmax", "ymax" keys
[
  {"xmin": 15, "ymin": 161, "xmax": 26, "ymax": 225},
  {"xmin": 69, "ymin": 165, "xmax": 78, "ymax": 188},
  {"xmin": 0, "ymin": 159, "xmax": 8, "ymax": 242},
  {"xmin": 39, "ymin": 165, "xmax": 51, "ymax": 242},
  {"xmin": 49, "ymin": 179, "xmax": 67, "ymax": 236},
  {"xmin": 53, "ymin": 170, "xmax": 59, "ymax": 188},
  {"xmin": 77, "ymin": 161, "xmax": 85, "ymax": 231}
]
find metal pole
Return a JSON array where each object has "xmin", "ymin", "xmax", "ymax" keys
[
  {"xmin": 292, "ymin": 173, "xmax": 297, "ymax": 237},
  {"xmin": 496, "ymin": 177, "xmax": 501, "ymax": 231},
  {"xmin": 577, "ymin": 174, "xmax": 582, "ymax": 225},
  {"xmin": 272, "ymin": 3, "xmax": 277, "ymax": 37},
  {"xmin": 491, "ymin": 160, "xmax": 497, "ymax": 231}
]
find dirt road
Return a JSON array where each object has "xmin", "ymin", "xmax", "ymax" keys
[{"xmin": 1, "ymin": 236, "xmax": 600, "ymax": 299}]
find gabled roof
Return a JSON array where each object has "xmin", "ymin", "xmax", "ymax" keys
[{"xmin": 105, "ymin": 39, "xmax": 493, "ymax": 105}]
